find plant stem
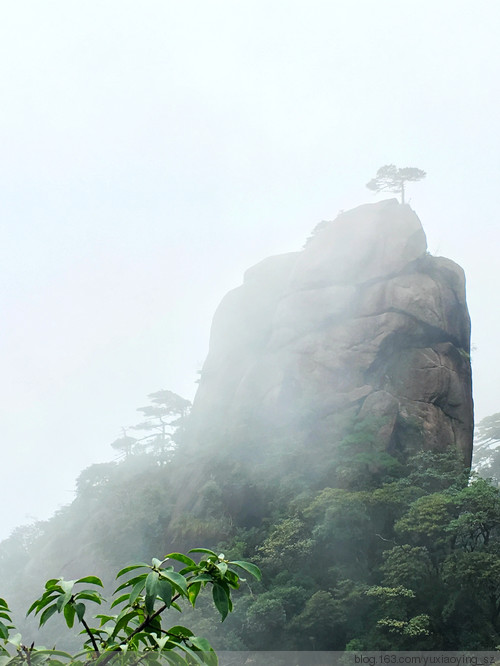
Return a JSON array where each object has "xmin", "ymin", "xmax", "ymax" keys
[
  {"xmin": 81, "ymin": 616, "xmax": 100, "ymax": 654},
  {"xmin": 96, "ymin": 592, "xmax": 183, "ymax": 666}
]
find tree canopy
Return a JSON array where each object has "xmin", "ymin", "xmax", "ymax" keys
[
  {"xmin": 110, "ymin": 390, "xmax": 191, "ymax": 461},
  {"xmin": 4, "ymin": 390, "xmax": 500, "ymax": 652},
  {"xmin": 366, "ymin": 164, "xmax": 426, "ymax": 203}
]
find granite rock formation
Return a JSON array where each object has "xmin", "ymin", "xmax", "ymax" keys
[{"xmin": 187, "ymin": 199, "xmax": 473, "ymax": 480}]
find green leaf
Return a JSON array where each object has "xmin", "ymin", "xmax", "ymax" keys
[
  {"xmin": 153, "ymin": 635, "xmax": 169, "ymax": 650},
  {"xmin": 44, "ymin": 579, "xmax": 60, "ymax": 590},
  {"xmin": 145, "ymin": 571, "xmax": 159, "ymax": 595},
  {"xmin": 95, "ymin": 613, "xmax": 115, "ymax": 624},
  {"xmin": 74, "ymin": 591, "xmax": 103, "ymax": 604},
  {"xmin": 145, "ymin": 571, "xmax": 159, "ymax": 614},
  {"xmin": 114, "ymin": 573, "xmax": 148, "ymax": 594},
  {"xmin": 157, "ymin": 579, "xmax": 172, "ymax": 606},
  {"xmin": 189, "ymin": 548, "xmax": 217, "ymax": 557},
  {"xmin": 74, "ymin": 602, "xmax": 86, "ymax": 622},
  {"xmin": 110, "ymin": 593, "xmax": 130, "ymax": 609},
  {"xmin": 160, "ymin": 571, "xmax": 188, "ymax": 596},
  {"xmin": 188, "ymin": 574, "xmax": 213, "ymax": 583},
  {"xmin": 145, "ymin": 594, "xmax": 155, "ymax": 615},
  {"xmin": 128, "ymin": 579, "xmax": 145, "ymax": 607},
  {"xmin": 74, "ymin": 576, "xmax": 103, "ymax": 587},
  {"xmin": 212, "ymin": 584, "xmax": 229, "ymax": 621},
  {"xmin": 39, "ymin": 604, "xmax": 58, "ymax": 627},
  {"xmin": 228, "ymin": 560, "xmax": 262, "ymax": 581},
  {"xmin": 188, "ymin": 581, "xmax": 202, "ymax": 607},
  {"xmin": 30, "ymin": 649, "xmax": 75, "ymax": 659},
  {"xmin": 112, "ymin": 611, "xmax": 137, "ymax": 638},
  {"xmin": 115, "ymin": 563, "xmax": 150, "ymax": 578},
  {"xmin": 56, "ymin": 591, "xmax": 72, "ymax": 612},
  {"xmin": 152, "ymin": 557, "xmax": 163, "ymax": 568},
  {"xmin": 168, "ymin": 624, "xmax": 194, "ymax": 638},
  {"xmin": 177, "ymin": 643, "xmax": 206, "ymax": 664},
  {"xmin": 63, "ymin": 603, "xmax": 76, "ymax": 628},
  {"xmin": 0, "ymin": 621, "xmax": 8, "ymax": 640},
  {"xmin": 179, "ymin": 565, "xmax": 201, "ymax": 575},
  {"xmin": 27, "ymin": 593, "xmax": 58, "ymax": 617},
  {"xmin": 164, "ymin": 552, "xmax": 197, "ymax": 567},
  {"xmin": 163, "ymin": 653, "xmax": 191, "ymax": 666},
  {"xmin": 59, "ymin": 580, "xmax": 75, "ymax": 594},
  {"xmin": 216, "ymin": 561, "xmax": 227, "ymax": 577},
  {"xmin": 224, "ymin": 570, "xmax": 239, "ymax": 588},
  {"xmin": 190, "ymin": 637, "xmax": 218, "ymax": 666},
  {"xmin": 190, "ymin": 635, "xmax": 214, "ymax": 651}
]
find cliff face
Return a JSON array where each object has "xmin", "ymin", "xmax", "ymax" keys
[{"xmin": 188, "ymin": 200, "xmax": 473, "ymax": 478}]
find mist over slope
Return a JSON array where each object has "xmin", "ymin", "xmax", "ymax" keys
[
  {"xmin": 0, "ymin": 201, "xmax": 480, "ymax": 650},
  {"xmin": 171, "ymin": 199, "xmax": 472, "ymax": 525}
]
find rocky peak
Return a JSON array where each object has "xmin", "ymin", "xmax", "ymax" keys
[{"xmin": 188, "ymin": 200, "xmax": 473, "ymax": 478}]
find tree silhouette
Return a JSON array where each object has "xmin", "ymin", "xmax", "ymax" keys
[
  {"xmin": 110, "ymin": 428, "xmax": 137, "ymax": 458},
  {"xmin": 109, "ymin": 390, "xmax": 191, "ymax": 461},
  {"xmin": 366, "ymin": 164, "xmax": 426, "ymax": 204},
  {"xmin": 131, "ymin": 389, "xmax": 191, "ymax": 460}
]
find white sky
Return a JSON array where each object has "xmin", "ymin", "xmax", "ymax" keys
[{"xmin": 1, "ymin": 0, "xmax": 499, "ymax": 540}]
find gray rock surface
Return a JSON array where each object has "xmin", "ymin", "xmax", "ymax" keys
[{"xmin": 188, "ymin": 199, "xmax": 473, "ymax": 472}]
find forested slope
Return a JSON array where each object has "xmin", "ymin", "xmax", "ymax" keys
[
  {"xmin": 3, "ymin": 437, "xmax": 500, "ymax": 650},
  {"xmin": 1, "ymin": 202, "xmax": 490, "ymax": 650}
]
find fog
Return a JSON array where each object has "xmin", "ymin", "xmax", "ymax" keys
[{"xmin": 1, "ymin": 0, "xmax": 499, "ymax": 540}]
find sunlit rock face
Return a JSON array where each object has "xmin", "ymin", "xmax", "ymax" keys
[{"xmin": 189, "ymin": 199, "xmax": 473, "ymax": 472}]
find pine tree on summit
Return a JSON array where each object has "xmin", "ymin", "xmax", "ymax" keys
[{"xmin": 366, "ymin": 164, "xmax": 426, "ymax": 204}]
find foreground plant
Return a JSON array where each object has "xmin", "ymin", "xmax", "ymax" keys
[{"xmin": 0, "ymin": 548, "xmax": 260, "ymax": 665}]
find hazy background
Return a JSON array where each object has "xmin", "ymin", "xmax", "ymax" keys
[{"xmin": 1, "ymin": 0, "xmax": 499, "ymax": 540}]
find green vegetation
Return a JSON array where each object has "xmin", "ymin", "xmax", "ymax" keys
[
  {"xmin": 1, "ymin": 393, "xmax": 498, "ymax": 652},
  {"xmin": 175, "ymin": 445, "xmax": 500, "ymax": 650},
  {"xmin": 366, "ymin": 165, "xmax": 426, "ymax": 204},
  {"xmin": 0, "ymin": 549, "xmax": 260, "ymax": 664}
]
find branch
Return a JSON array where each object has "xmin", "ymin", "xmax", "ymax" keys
[
  {"xmin": 81, "ymin": 616, "xmax": 100, "ymax": 655},
  {"xmin": 375, "ymin": 533, "xmax": 400, "ymax": 547},
  {"xmin": 97, "ymin": 590, "xmax": 185, "ymax": 666}
]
